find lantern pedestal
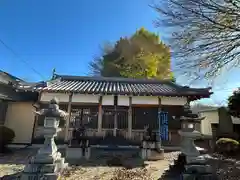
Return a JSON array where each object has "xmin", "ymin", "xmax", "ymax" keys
[
  {"xmin": 21, "ymin": 128, "xmax": 68, "ymax": 180},
  {"xmin": 178, "ymin": 130, "xmax": 202, "ymax": 163}
]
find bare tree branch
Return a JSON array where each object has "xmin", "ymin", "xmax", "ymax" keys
[{"xmin": 151, "ymin": 0, "xmax": 240, "ymax": 80}]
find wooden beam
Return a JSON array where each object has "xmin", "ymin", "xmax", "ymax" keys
[
  {"xmin": 132, "ymin": 104, "xmax": 158, "ymax": 107},
  {"xmin": 64, "ymin": 92, "xmax": 73, "ymax": 142},
  {"xmin": 128, "ymin": 96, "xmax": 132, "ymax": 139},
  {"xmin": 97, "ymin": 96, "xmax": 103, "ymax": 133}
]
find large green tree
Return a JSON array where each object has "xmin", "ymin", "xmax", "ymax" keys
[
  {"xmin": 90, "ymin": 28, "xmax": 174, "ymax": 80},
  {"xmin": 152, "ymin": 0, "xmax": 240, "ymax": 80},
  {"xmin": 228, "ymin": 88, "xmax": 240, "ymax": 118}
]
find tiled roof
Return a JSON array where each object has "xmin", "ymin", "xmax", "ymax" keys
[
  {"xmin": 0, "ymin": 84, "xmax": 39, "ymax": 101},
  {"xmin": 0, "ymin": 70, "xmax": 24, "ymax": 85},
  {"xmin": 41, "ymin": 75, "xmax": 212, "ymax": 98},
  {"xmin": 17, "ymin": 81, "xmax": 47, "ymax": 91},
  {"xmin": 0, "ymin": 70, "xmax": 41, "ymax": 101}
]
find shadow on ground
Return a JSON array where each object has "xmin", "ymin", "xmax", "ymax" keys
[
  {"xmin": 1, "ymin": 172, "xmax": 21, "ymax": 180},
  {"xmin": 0, "ymin": 148, "xmax": 37, "ymax": 165},
  {"xmin": 67, "ymin": 148, "xmax": 146, "ymax": 169},
  {"xmin": 0, "ymin": 147, "xmax": 146, "ymax": 168}
]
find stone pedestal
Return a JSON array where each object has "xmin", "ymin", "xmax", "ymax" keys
[
  {"xmin": 140, "ymin": 141, "xmax": 164, "ymax": 160},
  {"xmin": 66, "ymin": 139, "xmax": 91, "ymax": 162},
  {"xmin": 182, "ymin": 157, "xmax": 215, "ymax": 180},
  {"xmin": 66, "ymin": 148, "xmax": 83, "ymax": 159},
  {"xmin": 178, "ymin": 130, "xmax": 202, "ymax": 163},
  {"xmin": 22, "ymin": 139, "xmax": 68, "ymax": 180},
  {"xmin": 21, "ymin": 98, "xmax": 68, "ymax": 180}
]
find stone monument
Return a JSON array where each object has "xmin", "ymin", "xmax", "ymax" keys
[
  {"xmin": 21, "ymin": 98, "xmax": 68, "ymax": 180},
  {"xmin": 66, "ymin": 124, "xmax": 91, "ymax": 162},
  {"xmin": 140, "ymin": 125, "xmax": 164, "ymax": 160},
  {"xmin": 178, "ymin": 104, "xmax": 215, "ymax": 179}
]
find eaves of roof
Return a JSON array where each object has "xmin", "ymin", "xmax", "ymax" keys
[{"xmin": 40, "ymin": 74, "xmax": 212, "ymax": 99}]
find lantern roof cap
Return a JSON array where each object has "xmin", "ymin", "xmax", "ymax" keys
[
  {"xmin": 50, "ymin": 97, "xmax": 59, "ymax": 105},
  {"xmin": 178, "ymin": 103, "xmax": 206, "ymax": 121},
  {"xmin": 35, "ymin": 98, "xmax": 68, "ymax": 117}
]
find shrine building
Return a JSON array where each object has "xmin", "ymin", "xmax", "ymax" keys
[{"xmin": 34, "ymin": 74, "xmax": 212, "ymax": 146}]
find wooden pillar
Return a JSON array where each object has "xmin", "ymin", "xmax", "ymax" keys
[
  {"xmin": 158, "ymin": 97, "xmax": 162, "ymax": 144},
  {"xmin": 97, "ymin": 96, "xmax": 103, "ymax": 134},
  {"xmin": 64, "ymin": 92, "xmax": 73, "ymax": 142},
  {"xmin": 128, "ymin": 96, "xmax": 132, "ymax": 139},
  {"xmin": 113, "ymin": 96, "xmax": 118, "ymax": 137},
  {"xmin": 158, "ymin": 97, "xmax": 162, "ymax": 112}
]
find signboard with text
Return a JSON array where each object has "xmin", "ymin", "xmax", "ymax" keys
[{"xmin": 158, "ymin": 111, "xmax": 169, "ymax": 141}]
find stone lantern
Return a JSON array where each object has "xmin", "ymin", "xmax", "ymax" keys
[
  {"xmin": 178, "ymin": 104, "xmax": 205, "ymax": 162},
  {"xmin": 176, "ymin": 104, "xmax": 214, "ymax": 179},
  {"xmin": 21, "ymin": 98, "xmax": 68, "ymax": 180}
]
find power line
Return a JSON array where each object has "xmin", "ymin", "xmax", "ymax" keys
[
  {"xmin": 0, "ymin": 39, "xmax": 46, "ymax": 80},
  {"xmin": 213, "ymin": 88, "xmax": 235, "ymax": 92}
]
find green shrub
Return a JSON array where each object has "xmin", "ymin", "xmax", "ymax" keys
[
  {"xmin": 216, "ymin": 138, "xmax": 239, "ymax": 154},
  {"xmin": 216, "ymin": 138, "xmax": 239, "ymax": 145},
  {"xmin": 0, "ymin": 126, "xmax": 15, "ymax": 153}
]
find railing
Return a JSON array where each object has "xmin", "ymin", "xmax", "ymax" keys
[
  {"xmin": 67, "ymin": 128, "xmax": 162, "ymax": 142},
  {"xmin": 35, "ymin": 127, "xmax": 179, "ymax": 145}
]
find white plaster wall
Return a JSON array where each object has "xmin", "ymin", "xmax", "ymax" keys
[
  {"xmin": 118, "ymin": 96, "xmax": 129, "ymax": 106},
  {"xmin": 72, "ymin": 94, "xmax": 99, "ymax": 103},
  {"xmin": 40, "ymin": 92, "xmax": 69, "ymax": 102},
  {"xmin": 40, "ymin": 93, "xmax": 188, "ymax": 107},
  {"xmin": 200, "ymin": 110, "xmax": 240, "ymax": 136},
  {"xmin": 200, "ymin": 111, "xmax": 219, "ymax": 136},
  {"xmin": 132, "ymin": 96, "xmax": 158, "ymax": 105},
  {"xmin": 232, "ymin": 116, "xmax": 240, "ymax": 124},
  {"xmin": 4, "ymin": 102, "xmax": 35, "ymax": 144},
  {"xmin": 102, "ymin": 95, "xmax": 114, "ymax": 105},
  {"xmin": 161, "ymin": 96, "xmax": 187, "ymax": 105}
]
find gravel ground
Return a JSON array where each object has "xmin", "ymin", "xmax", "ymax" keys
[
  {"xmin": 59, "ymin": 151, "xmax": 180, "ymax": 180},
  {"xmin": 209, "ymin": 153, "xmax": 240, "ymax": 180},
  {"xmin": 3, "ymin": 148, "xmax": 240, "ymax": 180},
  {"xmin": 0, "ymin": 148, "xmax": 179, "ymax": 180},
  {"xmin": 0, "ymin": 148, "xmax": 36, "ymax": 177}
]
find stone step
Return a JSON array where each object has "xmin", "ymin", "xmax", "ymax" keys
[
  {"xmin": 185, "ymin": 164, "xmax": 212, "ymax": 174},
  {"xmin": 21, "ymin": 172, "xmax": 59, "ymax": 180},
  {"xmin": 23, "ymin": 164, "xmax": 57, "ymax": 173},
  {"xmin": 162, "ymin": 172, "xmax": 181, "ymax": 178},
  {"xmin": 182, "ymin": 173, "xmax": 216, "ymax": 180}
]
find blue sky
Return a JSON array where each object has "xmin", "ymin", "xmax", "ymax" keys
[{"xmin": 0, "ymin": 0, "xmax": 239, "ymax": 106}]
